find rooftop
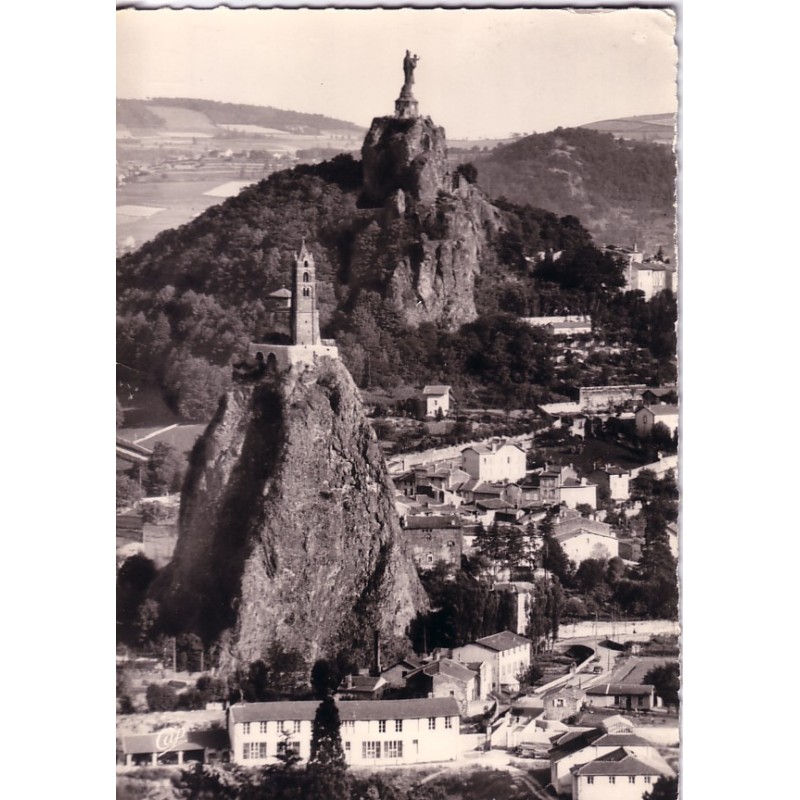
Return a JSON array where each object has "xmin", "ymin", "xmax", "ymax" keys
[
  {"xmin": 575, "ymin": 748, "xmax": 663, "ymax": 777},
  {"xmin": 423, "ymin": 385, "xmax": 451, "ymax": 396},
  {"xmin": 475, "ymin": 630, "xmax": 532, "ymax": 652},
  {"xmin": 586, "ymin": 684, "xmax": 655, "ymax": 697},
  {"xmin": 229, "ymin": 697, "xmax": 460, "ymax": 724},
  {"xmin": 121, "ymin": 728, "xmax": 229, "ymax": 755}
]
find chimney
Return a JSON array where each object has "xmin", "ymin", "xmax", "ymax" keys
[{"xmin": 373, "ymin": 630, "xmax": 382, "ymax": 677}]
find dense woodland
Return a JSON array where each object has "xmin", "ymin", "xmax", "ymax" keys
[
  {"xmin": 117, "ymin": 151, "xmax": 677, "ymax": 420},
  {"xmin": 471, "ymin": 127, "xmax": 676, "ymax": 256}
]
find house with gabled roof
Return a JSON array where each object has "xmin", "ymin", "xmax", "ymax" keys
[
  {"xmin": 550, "ymin": 728, "xmax": 664, "ymax": 795},
  {"xmin": 380, "ymin": 655, "xmax": 425, "ymax": 688},
  {"xmin": 228, "ymin": 697, "xmax": 460, "ymax": 767},
  {"xmin": 635, "ymin": 404, "xmax": 679, "ymax": 439},
  {"xmin": 421, "ymin": 385, "xmax": 452, "ymax": 418},
  {"xmin": 404, "ymin": 657, "xmax": 487, "ymax": 714},
  {"xmin": 462, "ymin": 440, "xmax": 527, "ymax": 483},
  {"xmin": 571, "ymin": 746, "xmax": 676, "ymax": 800},
  {"xmin": 335, "ymin": 674, "xmax": 388, "ymax": 701},
  {"xmin": 585, "ymin": 683, "xmax": 656, "ymax": 712},
  {"xmin": 451, "ymin": 630, "xmax": 532, "ymax": 692}
]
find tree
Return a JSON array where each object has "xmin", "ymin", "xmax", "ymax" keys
[
  {"xmin": 146, "ymin": 682, "xmax": 178, "ymax": 711},
  {"xmin": 144, "ymin": 442, "xmax": 184, "ymax": 496},
  {"xmin": 117, "ymin": 474, "xmax": 143, "ymax": 510},
  {"xmin": 643, "ymin": 661, "xmax": 680, "ymax": 710},
  {"xmin": 309, "ymin": 696, "xmax": 346, "ymax": 769},
  {"xmin": 642, "ymin": 776, "xmax": 679, "ymax": 800},
  {"xmin": 310, "ymin": 659, "xmax": 340, "ymax": 699},
  {"xmin": 306, "ymin": 697, "xmax": 349, "ymax": 800}
]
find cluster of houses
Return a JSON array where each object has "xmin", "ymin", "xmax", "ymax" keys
[
  {"xmin": 389, "ymin": 382, "xmax": 679, "ymax": 581},
  {"xmin": 119, "ymin": 634, "xmax": 677, "ymax": 799}
]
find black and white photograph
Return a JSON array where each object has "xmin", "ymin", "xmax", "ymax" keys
[{"xmin": 115, "ymin": 5, "xmax": 681, "ymax": 799}]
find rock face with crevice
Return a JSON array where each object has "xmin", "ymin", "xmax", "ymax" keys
[
  {"xmin": 154, "ymin": 358, "xmax": 426, "ymax": 673},
  {"xmin": 353, "ymin": 115, "xmax": 502, "ymax": 329}
]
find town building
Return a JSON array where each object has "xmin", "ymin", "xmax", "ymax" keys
[
  {"xmin": 451, "ymin": 630, "xmax": 532, "ymax": 692},
  {"xmin": 492, "ymin": 582, "xmax": 536, "ymax": 635},
  {"xmin": 578, "ymin": 385, "xmax": 646, "ymax": 412},
  {"xmin": 380, "ymin": 656, "xmax": 424, "ymax": 688},
  {"xmin": 635, "ymin": 405, "xmax": 679, "ymax": 438},
  {"xmin": 550, "ymin": 728, "xmax": 666, "ymax": 796},
  {"xmin": 335, "ymin": 674, "xmax": 388, "ymax": 701},
  {"xmin": 227, "ymin": 698, "xmax": 460, "ymax": 767},
  {"xmin": 571, "ymin": 748, "xmax": 675, "ymax": 800},
  {"xmin": 588, "ymin": 466, "xmax": 632, "ymax": 502},
  {"xmin": 461, "ymin": 441, "xmax": 527, "ymax": 483},
  {"xmin": 120, "ymin": 728, "xmax": 229, "ymax": 767},
  {"xmin": 552, "ymin": 514, "xmax": 619, "ymax": 563},
  {"xmin": 420, "ymin": 385, "xmax": 452, "ymax": 418},
  {"xmin": 404, "ymin": 657, "xmax": 488, "ymax": 714},
  {"xmin": 401, "ymin": 514, "xmax": 463, "ymax": 569},
  {"xmin": 584, "ymin": 683, "xmax": 656, "ymax": 712},
  {"xmin": 248, "ymin": 242, "xmax": 339, "ymax": 369}
]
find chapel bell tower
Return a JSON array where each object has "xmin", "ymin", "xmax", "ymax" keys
[{"xmin": 291, "ymin": 240, "xmax": 320, "ymax": 345}]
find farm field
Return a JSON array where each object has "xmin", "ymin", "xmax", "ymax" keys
[{"xmin": 116, "ymin": 177, "xmax": 254, "ymax": 253}]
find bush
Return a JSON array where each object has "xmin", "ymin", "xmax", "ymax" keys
[{"xmin": 146, "ymin": 683, "xmax": 178, "ymax": 711}]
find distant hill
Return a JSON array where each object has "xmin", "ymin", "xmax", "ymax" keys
[
  {"xmin": 470, "ymin": 126, "xmax": 677, "ymax": 257},
  {"xmin": 580, "ymin": 112, "xmax": 675, "ymax": 145},
  {"xmin": 117, "ymin": 97, "xmax": 365, "ymax": 136}
]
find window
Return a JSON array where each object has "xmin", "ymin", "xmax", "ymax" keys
[
  {"xmin": 587, "ymin": 777, "xmax": 594, "ymax": 785},
  {"xmin": 243, "ymin": 742, "xmax": 267, "ymax": 760},
  {"xmin": 556, "ymin": 698, "xmax": 564, "ymax": 708},
  {"xmin": 259, "ymin": 721, "xmax": 268, "ymax": 734},
  {"xmin": 362, "ymin": 741, "xmax": 381, "ymax": 759},
  {"xmin": 609, "ymin": 777, "xmax": 616, "ymax": 785},
  {"xmin": 395, "ymin": 720, "xmax": 403, "ymax": 732},
  {"xmin": 644, "ymin": 777, "xmax": 652, "ymax": 785},
  {"xmin": 242, "ymin": 722, "xmax": 251, "ymax": 735},
  {"xmin": 278, "ymin": 741, "xmax": 300, "ymax": 757},
  {"xmin": 303, "ymin": 272, "xmax": 310, "ymax": 282},
  {"xmin": 629, "ymin": 777, "xmax": 636, "ymax": 784},
  {"xmin": 277, "ymin": 721, "xmax": 285, "ymax": 733},
  {"xmin": 384, "ymin": 741, "xmax": 403, "ymax": 759},
  {"xmin": 445, "ymin": 717, "xmax": 453, "ymax": 729},
  {"xmin": 292, "ymin": 721, "xmax": 301, "ymax": 734},
  {"xmin": 302, "ymin": 287, "xmax": 310, "ymax": 297},
  {"xmin": 344, "ymin": 741, "xmax": 350, "ymax": 752},
  {"xmin": 378, "ymin": 720, "xmax": 386, "ymax": 733},
  {"xmin": 343, "ymin": 720, "xmax": 355, "ymax": 732},
  {"xmin": 428, "ymin": 717, "xmax": 436, "ymax": 730}
]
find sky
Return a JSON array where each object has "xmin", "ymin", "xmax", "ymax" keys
[{"xmin": 117, "ymin": 6, "xmax": 678, "ymax": 139}]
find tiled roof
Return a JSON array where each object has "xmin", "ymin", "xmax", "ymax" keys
[
  {"xmin": 423, "ymin": 385, "xmax": 451, "ymax": 396},
  {"xmin": 594, "ymin": 733, "xmax": 654, "ymax": 747},
  {"xmin": 230, "ymin": 697, "xmax": 460, "ymax": 724},
  {"xmin": 475, "ymin": 630, "xmax": 531, "ymax": 652},
  {"xmin": 575, "ymin": 749, "xmax": 662, "ymax": 776},
  {"xmin": 586, "ymin": 684, "xmax": 654, "ymax": 697},
  {"xmin": 550, "ymin": 728, "xmax": 604, "ymax": 759},
  {"xmin": 269, "ymin": 288, "xmax": 292, "ymax": 298},
  {"xmin": 640, "ymin": 404, "xmax": 679, "ymax": 415},
  {"xmin": 407, "ymin": 658, "xmax": 476, "ymax": 683}
]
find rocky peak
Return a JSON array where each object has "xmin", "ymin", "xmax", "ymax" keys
[
  {"xmin": 360, "ymin": 116, "xmax": 451, "ymax": 208},
  {"xmin": 154, "ymin": 358, "xmax": 427, "ymax": 673}
]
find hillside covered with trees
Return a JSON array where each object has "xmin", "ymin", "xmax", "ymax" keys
[
  {"xmin": 117, "ymin": 151, "xmax": 676, "ymax": 421},
  {"xmin": 117, "ymin": 97, "xmax": 364, "ymax": 135},
  {"xmin": 471, "ymin": 127, "xmax": 676, "ymax": 257}
]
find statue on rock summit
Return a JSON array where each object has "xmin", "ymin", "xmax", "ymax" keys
[{"xmin": 403, "ymin": 50, "xmax": 420, "ymax": 93}]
